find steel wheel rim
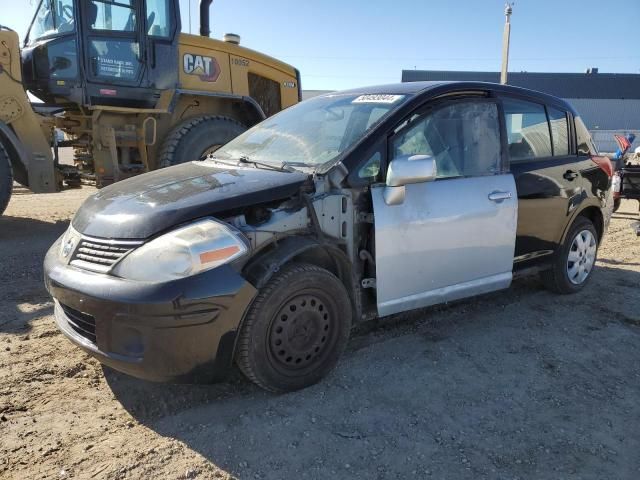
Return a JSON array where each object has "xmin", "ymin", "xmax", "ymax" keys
[
  {"xmin": 268, "ymin": 293, "xmax": 334, "ymax": 373},
  {"xmin": 567, "ymin": 229, "xmax": 597, "ymax": 285}
]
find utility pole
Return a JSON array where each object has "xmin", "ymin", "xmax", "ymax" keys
[{"xmin": 500, "ymin": 3, "xmax": 513, "ymax": 85}]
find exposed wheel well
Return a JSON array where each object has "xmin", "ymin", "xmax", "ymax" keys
[
  {"xmin": 243, "ymin": 240, "xmax": 358, "ymax": 321},
  {"xmin": 291, "ymin": 246, "xmax": 354, "ymax": 298}
]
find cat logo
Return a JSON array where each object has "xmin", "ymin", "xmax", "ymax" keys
[{"xmin": 183, "ymin": 53, "xmax": 221, "ymax": 82}]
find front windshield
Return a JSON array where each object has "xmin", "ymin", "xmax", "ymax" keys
[
  {"xmin": 27, "ymin": 0, "xmax": 75, "ymax": 45},
  {"xmin": 214, "ymin": 93, "xmax": 407, "ymax": 169}
]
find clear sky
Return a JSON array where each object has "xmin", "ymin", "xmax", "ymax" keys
[{"xmin": 4, "ymin": 0, "xmax": 640, "ymax": 91}]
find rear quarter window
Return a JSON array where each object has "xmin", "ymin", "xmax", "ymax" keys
[
  {"xmin": 575, "ymin": 116, "xmax": 597, "ymax": 155},
  {"xmin": 547, "ymin": 107, "xmax": 569, "ymax": 156}
]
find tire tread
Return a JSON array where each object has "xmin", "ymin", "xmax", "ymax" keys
[
  {"xmin": 541, "ymin": 216, "xmax": 597, "ymax": 294},
  {"xmin": 236, "ymin": 263, "xmax": 349, "ymax": 393},
  {"xmin": 158, "ymin": 115, "xmax": 246, "ymax": 169}
]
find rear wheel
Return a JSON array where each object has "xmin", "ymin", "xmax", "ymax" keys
[
  {"xmin": 158, "ymin": 116, "xmax": 246, "ymax": 169},
  {"xmin": 0, "ymin": 142, "xmax": 13, "ymax": 216},
  {"xmin": 236, "ymin": 263, "xmax": 352, "ymax": 393},
  {"xmin": 541, "ymin": 217, "xmax": 598, "ymax": 294}
]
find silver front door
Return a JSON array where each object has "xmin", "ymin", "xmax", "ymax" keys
[{"xmin": 372, "ymin": 99, "xmax": 517, "ymax": 317}]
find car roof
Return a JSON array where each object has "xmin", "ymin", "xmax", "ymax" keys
[
  {"xmin": 333, "ymin": 81, "xmax": 447, "ymax": 96},
  {"xmin": 322, "ymin": 81, "xmax": 577, "ymax": 115}
]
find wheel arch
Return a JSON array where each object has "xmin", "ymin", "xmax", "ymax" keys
[
  {"xmin": 170, "ymin": 90, "xmax": 266, "ymax": 129},
  {"xmin": 242, "ymin": 236, "xmax": 359, "ymax": 321},
  {"xmin": 560, "ymin": 204, "xmax": 605, "ymax": 247}
]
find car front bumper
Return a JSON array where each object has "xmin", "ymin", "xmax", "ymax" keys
[{"xmin": 44, "ymin": 238, "xmax": 257, "ymax": 383}]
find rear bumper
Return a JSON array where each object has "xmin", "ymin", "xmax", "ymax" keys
[{"xmin": 44, "ymin": 238, "xmax": 256, "ymax": 383}]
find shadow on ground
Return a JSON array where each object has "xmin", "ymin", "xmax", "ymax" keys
[
  {"xmin": 105, "ymin": 266, "xmax": 640, "ymax": 480},
  {"xmin": 0, "ymin": 216, "xmax": 68, "ymax": 335}
]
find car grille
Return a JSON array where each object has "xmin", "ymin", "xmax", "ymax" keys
[
  {"xmin": 70, "ymin": 237, "xmax": 143, "ymax": 273},
  {"xmin": 60, "ymin": 303, "xmax": 97, "ymax": 344}
]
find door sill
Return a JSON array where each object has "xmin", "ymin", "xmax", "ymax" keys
[{"xmin": 377, "ymin": 271, "xmax": 512, "ymax": 317}]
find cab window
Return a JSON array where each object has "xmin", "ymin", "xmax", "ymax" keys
[
  {"xmin": 146, "ymin": 0, "xmax": 172, "ymax": 37},
  {"xmin": 391, "ymin": 101, "xmax": 502, "ymax": 179},
  {"xmin": 27, "ymin": 0, "xmax": 75, "ymax": 45},
  {"xmin": 502, "ymin": 98, "xmax": 552, "ymax": 160},
  {"xmin": 90, "ymin": 0, "xmax": 137, "ymax": 32}
]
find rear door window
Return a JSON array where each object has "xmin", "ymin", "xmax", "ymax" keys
[
  {"xmin": 547, "ymin": 107, "xmax": 569, "ymax": 156},
  {"xmin": 502, "ymin": 98, "xmax": 552, "ymax": 160},
  {"xmin": 391, "ymin": 101, "xmax": 502, "ymax": 179}
]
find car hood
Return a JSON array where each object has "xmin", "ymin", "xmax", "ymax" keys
[{"xmin": 72, "ymin": 161, "xmax": 309, "ymax": 239}]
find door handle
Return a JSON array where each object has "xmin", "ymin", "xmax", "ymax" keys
[
  {"xmin": 488, "ymin": 191, "xmax": 512, "ymax": 202},
  {"xmin": 563, "ymin": 170, "xmax": 579, "ymax": 181}
]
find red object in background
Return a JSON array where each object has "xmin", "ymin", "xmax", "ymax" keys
[
  {"xmin": 592, "ymin": 155, "xmax": 613, "ymax": 178},
  {"xmin": 614, "ymin": 134, "xmax": 632, "ymax": 153}
]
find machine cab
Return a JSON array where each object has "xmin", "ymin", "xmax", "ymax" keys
[{"xmin": 22, "ymin": 0, "xmax": 180, "ymax": 108}]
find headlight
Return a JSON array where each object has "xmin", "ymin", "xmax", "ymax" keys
[{"xmin": 111, "ymin": 219, "xmax": 248, "ymax": 282}]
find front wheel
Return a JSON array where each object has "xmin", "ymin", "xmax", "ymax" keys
[
  {"xmin": 236, "ymin": 263, "xmax": 352, "ymax": 393},
  {"xmin": 541, "ymin": 217, "xmax": 598, "ymax": 294}
]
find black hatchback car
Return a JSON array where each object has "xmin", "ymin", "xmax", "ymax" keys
[{"xmin": 45, "ymin": 82, "xmax": 613, "ymax": 392}]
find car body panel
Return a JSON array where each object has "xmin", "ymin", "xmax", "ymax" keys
[
  {"xmin": 71, "ymin": 161, "xmax": 309, "ymax": 239},
  {"xmin": 44, "ymin": 236, "xmax": 256, "ymax": 382},
  {"xmin": 372, "ymin": 174, "xmax": 517, "ymax": 317},
  {"xmin": 510, "ymin": 155, "xmax": 596, "ymax": 266}
]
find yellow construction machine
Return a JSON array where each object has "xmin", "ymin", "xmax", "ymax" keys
[{"xmin": 0, "ymin": 0, "xmax": 300, "ymax": 215}]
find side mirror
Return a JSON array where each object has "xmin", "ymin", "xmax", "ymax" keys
[{"xmin": 384, "ymin": 154, "xmax": 436, "ymax": 205}]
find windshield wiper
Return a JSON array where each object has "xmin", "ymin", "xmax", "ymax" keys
[
  {"xmin": 281, "ymin": 161, "xmax": 317, "ymax": 171},
  {"xmin": 207, "ymin": 157, "xmax": 240, "ymax": 167},
  {"xmin": 238, "ymin": 156, "xmax": 294, "ymax": 172}
]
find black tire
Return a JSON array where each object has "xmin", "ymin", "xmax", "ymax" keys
[
  {"xmin": 0, "ymin": 142, "xmax": 13, "ymax": 216},
  {"xmin": 158, "ymin": 115, "xmax": 246, "ymax": 169},
  {"xmin": 541, "ymin": 217, "xmax": 599, "ymax": 294},
  {"xmin": 613, "ymin": 198, "xmax": 622, "ymax": 212},
  {"xmin": 236, "ymin": 263, "xmax": 352, "ymax": 393}
]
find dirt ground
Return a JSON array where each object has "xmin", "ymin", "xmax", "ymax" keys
[{"xmin": 1, "ymin": 185, "xmax": 639, "ymax": 480}]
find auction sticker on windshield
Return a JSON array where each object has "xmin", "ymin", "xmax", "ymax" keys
[{"xmin": 352, "ymin": 94, "xmax": 405, "ymax": 104}]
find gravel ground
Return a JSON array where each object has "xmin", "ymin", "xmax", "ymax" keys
[{"xmin": 1, "ymin": 186, "xmax": 639, "ymax": 480}]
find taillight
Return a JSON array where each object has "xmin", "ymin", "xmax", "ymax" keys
[
  {"xmin": 592, "ymin": 155, "xmax": 613, "ymax": 177},
  {"xmin": 612, "ymin": 172, "xmax": 622, "ymax": 196}
]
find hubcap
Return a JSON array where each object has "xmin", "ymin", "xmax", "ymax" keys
[
  {"xmin": 566, "ymin": 229, "xmax": 597, "ymax": 285},
  {"xmin": 269, "ymin": 294, "xmax": 332, "ymax": 370}
]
